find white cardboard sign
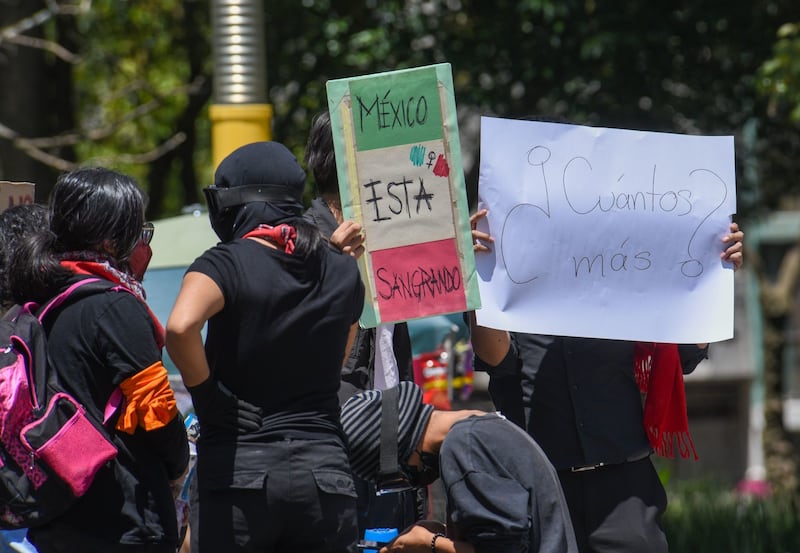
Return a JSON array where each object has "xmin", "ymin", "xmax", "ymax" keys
[{"xmin": 475, "ymin": 117, "xmax": 736, "ymax": 343}]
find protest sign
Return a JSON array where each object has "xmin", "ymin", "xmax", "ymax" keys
[
  {"xmin": 327, "ymin": 64, "xmax": 480, "ymax": 327},
  {"xmin": 0, "ymin": 181, "xmax": 35, "ymax": 212},
  {"xmin": 476, "ymin": 116, "xmax": 736, "ymax": 343}
]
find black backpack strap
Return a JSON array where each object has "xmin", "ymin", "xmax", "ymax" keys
[{"xmin": 379, "ymin": 385, "xmax": 400, "ymax": 481}]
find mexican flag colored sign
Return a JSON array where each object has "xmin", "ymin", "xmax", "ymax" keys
[{"xmin": 327, "ymin": 64, "xmax": 480, "ymax": 327}]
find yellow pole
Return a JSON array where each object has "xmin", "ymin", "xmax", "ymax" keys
[
  {"xmin": 209, "ymin": 103, "xmax": 273, "ymax": 169},
  {"xmin": 210, "ymin": 0, "xmax": 271, "ymax": 169}
]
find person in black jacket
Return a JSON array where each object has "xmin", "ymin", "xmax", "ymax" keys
[
  {"xmin": 8, "ymin": 167, "xmax": 189, "ymax": 553},
  {"xmin": 467, "ymin": 209, "xmax": 744, "ymax": 553},
  {"xmin": 304, "ymin": 111, "xmax": 425, "ymax": 533},
  {"xmin": 341, "ymin": 382, "xmax": 578, "ymax": 553}
]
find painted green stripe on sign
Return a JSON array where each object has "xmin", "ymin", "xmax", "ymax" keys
[{"xmin": 349, "ymin": 66, "xmax": 443, "ymax": 151}]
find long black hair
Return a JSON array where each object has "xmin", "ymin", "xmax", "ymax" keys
[
  {"xmin": 0, "ymin": 203, "xmax": 48, "ymax": 309},
  {"xmin": 304, "ymin": 111, "xmax": 338, "ymax": 196},
  {"xmin": 9, "ymin": 167, "xmax": 145, "ymax": 304}
]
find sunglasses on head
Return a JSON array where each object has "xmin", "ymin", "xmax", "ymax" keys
[{"xmin": 141, "ymin": 221, "xmax": 154, "ymax": 245}]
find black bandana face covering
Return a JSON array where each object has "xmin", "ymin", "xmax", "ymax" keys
[{"xmin": 206, "ymin": 198, "xmax": 303, "ymax": 243}]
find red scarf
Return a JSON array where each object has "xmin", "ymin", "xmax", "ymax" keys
[
  {"xmin": 634, "ymin": 342, "xmax": 698, "ymax": 460},
  {"xmin": 243, "ymin": 224, "xmax": 297, "ymax": 254},
  {"xmin": 59, "ymin": 258, "xmax": 165, "ymax": 349}
]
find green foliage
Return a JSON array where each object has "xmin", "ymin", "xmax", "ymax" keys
[
  {"xmin": 759, "ymin": 23, "xmax": 800, "ymax": 122},
  {"xmin": 665, "ymin": 481, "xmax": 800, "ymax": 553},
  {"xmin": 262, "ymin": 1, "xmax": 800, "ymax": 215},
  {"xmin": 4, "ymin": 1, "xmax": 800, "ymax": 217},
  {"xmin": 74, "ymin": 1, "xmax": 181, "ymax": 158},
  {"xmin": 71, "ymin": 0, "xmax": 212, "ymax": 210}
]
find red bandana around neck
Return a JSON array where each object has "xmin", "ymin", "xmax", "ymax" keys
[
  {"xmin": 59, "ymin": 257, "xmax": 165, "ymax": 349},
  {"xmin": 634, "ymin": 342, "xmax": 698, "ymax": 460},
  {"xmin": 243, "ymin": 224, "xmax": 297, "ymax": 254}
]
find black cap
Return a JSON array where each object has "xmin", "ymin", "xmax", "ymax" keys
[
  {"xmin": 214, "ymin": 141, "xmax": 306, "ymax": 201},
  {"xmin": 205, "ymin": 142, "xmax": 306, "ymax": 242}
]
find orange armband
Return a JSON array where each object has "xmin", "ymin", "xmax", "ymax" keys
[{"xmin": 116, "ymin": 361, "xmax": 178, "ymax": 434}]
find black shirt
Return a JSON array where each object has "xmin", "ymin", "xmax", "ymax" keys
[
  {"xmin": 475, "ymin": 335, "xmax": 707, "ymax": 470},
  {"xmin": 189, "ymin": 236, "xmax": 364, "ymax": 444}
]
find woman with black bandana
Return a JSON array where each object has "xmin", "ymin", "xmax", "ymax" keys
[{"xmin": 166, "ymin": 141, "xmax": 365, "ymax": 553}]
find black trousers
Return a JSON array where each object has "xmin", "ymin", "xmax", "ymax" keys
[
  {"xmin": 191, "ymin": 436, "xmax": 358, "ymax": 553},
  {"xmin": 557, "ymin": 457, "xmax": 668, "ymax": 553},
  {"xmin": 28, "ymin": 526, "xmax": 175, "ymax": 553}
]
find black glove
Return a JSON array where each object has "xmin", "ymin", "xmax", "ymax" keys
[{"xmin": 187, "ymin": 378, "xmax": 263, "ymax": 434}]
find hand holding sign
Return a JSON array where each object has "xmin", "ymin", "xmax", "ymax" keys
[{"xmin": 331, "ymin": 220, "xmax": 366, "ymax": 259}]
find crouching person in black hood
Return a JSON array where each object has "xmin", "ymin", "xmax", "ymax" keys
[{"xmin": 341, "ymin": 381, "xmax": 578, "ymax": 553}]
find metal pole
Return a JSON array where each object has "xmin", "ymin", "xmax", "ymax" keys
[{"xmin": 209, "ymin": 0, "xmax": 272, "ymax": 168}]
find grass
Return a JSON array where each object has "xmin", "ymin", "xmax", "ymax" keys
[{"xmin": 665, "ymin": 480, "xmax": 800, "ymax": 553}]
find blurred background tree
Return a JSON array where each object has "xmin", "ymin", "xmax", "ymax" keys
[
  {"xmin": 0, "ymin": 0, "xmax": 211, "ymax": 215},
  {"xmin": 2, "ymin": 0, "xmax": 799, "ymax": 217},
  {"xmin": 2, "ymin": 0, "xmax": 800, "ymax": 498},
  {"xmin": 753, "ymin": 19, "xmax": 800, "ymax": 497}
]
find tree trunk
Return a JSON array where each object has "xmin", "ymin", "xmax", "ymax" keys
[
  {"xmin": 145, "ymin": 0, "xmax": 211, "ymax": 219},
  {"xmin": 758, "ymin": 243, "xmax": 800, "ymax": 495},
  {"xmin": 0, "ymin": 0, "xmax": 62, "ymax": 197},
  {"xmin": 762, "ymin": 313, "xmax": 798, "ymax": 495}
]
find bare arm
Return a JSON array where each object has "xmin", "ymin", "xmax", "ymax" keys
[
  {"xmin": 466, "ymin": 311, "xmax": 512, "ymax": 367},
  {"xmin": 166, "ymin": 271, "xmax": 225, "ymax": 387},
  {"xmin": 467, "ymin": 208, "xmax": 510, "ymax": 364}
]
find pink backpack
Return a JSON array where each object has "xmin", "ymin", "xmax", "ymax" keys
[{"xmin": 0, "ymin": 278, "xmax": 121, "ymax": 529}]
